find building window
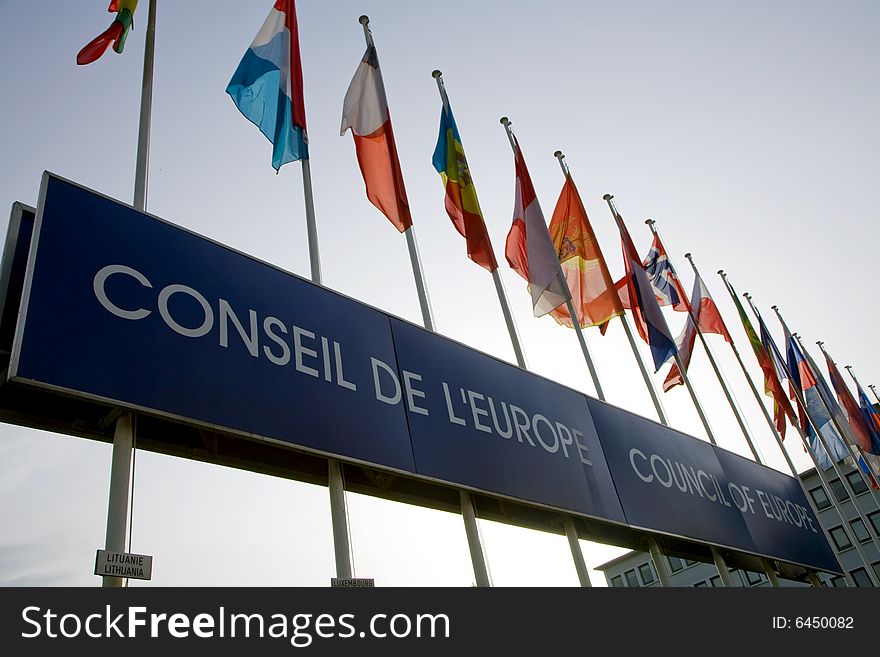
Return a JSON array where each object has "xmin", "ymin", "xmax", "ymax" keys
[
  {"xmin": 829, "ymin": 478, "xmax": 850, "ymax": 502},
  {"xmin": 624, "ymin": 569, "xmax": 639, "ymax": 588},
  {"xmin": 829, "ymin": 525, "xmax": 853, "ymax": 551},
  {"xmin": 845, "ymin": 471, "xmax": 869, "ymax": 495},
  {"xmin": 610, "ymin": 575, "xmax": 624, "ymax": 588},
  {"xmin": 851, "ymin": 568, "xmax": 872, "ymax": 587},
  {"xmin": 667, "ymin": 557, "xmax": 684, "ymax": 573},
  {"xmin": 828, "ymin": 575, "xmax": 847, "ymax": 587},
  {"xmin": 873, "ymin": 562, "xmax": 880, "ymax": 582},
  {"xmin": 809, "ymin": 486, "xmax": 831, "ymax": 510},
  {"xmin": 638, "ymin": 563, "xmax": 656, "ymax": 585},
  {"xmin": 684, "ymin": 559, "xmax": 698, "ymax": 568},
  {"xmin": 694, "ymin": 580, "xmax": 709, "ymax": 587},
  {"xmin": 709, "ymin": 575, "xmax": 722, "ymax": 587},
  {"xmin": 851, "ymin": 518, "xmax": 871, "ymax": 544},
  {"xmin": 744, "ymin": 570, "xmax": 764, "ymax": 586},
  {"xmin": 868, "ymin": 510, "xmax": 880, "ymax": 536}
]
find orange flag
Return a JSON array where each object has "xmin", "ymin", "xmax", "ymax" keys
[{"xmin": 548, "ymin": 174, "xmax": 624, "ymax": 328}]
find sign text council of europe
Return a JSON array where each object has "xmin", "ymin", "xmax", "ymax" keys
[{"xmin": 7, "ymin": 174, "xmax": 839, "ymax": 573}]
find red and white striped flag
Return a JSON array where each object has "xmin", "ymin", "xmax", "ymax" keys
[
  {"xmin": 664, "ymin": 272, "xmax": 731, "ymax": 390},
  {"xmin": 341, "ymin": 44, "xmax": 412, "ymax": 232},
  {"xmin": 505, "ymin": 139, "xmax": 570, "ymax": 316}
]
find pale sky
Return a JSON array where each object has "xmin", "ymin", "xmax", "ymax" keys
[{"xmin": 0, "ymin": 0, "xmax": 878, "ymax": 586}]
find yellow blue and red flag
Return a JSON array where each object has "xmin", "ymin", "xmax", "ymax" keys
[{"xmin": 432, "ymin": 92, "xmax": 497, "ymax": 271}]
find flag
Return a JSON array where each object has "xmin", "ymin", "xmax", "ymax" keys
[
  {"xmin": 432, "ymin": 92, "xmax": 497, "ymax": 271},
  {"xmin": 547, "ymin": 175, "xmax": 623, "ymax": 328},
  {"xmin": 614, "ymin": 233, "xmax": 688, "ymax": 311},
  {"xmin": 759, "ymin": 316, "xmax": 789, "ymax": 389},
  {"xmin": 824, "ymin": 352, "xmax": 875, "ymax": 454},
  {"xmin": 785, "ymin": 330, "xmax": 849, "ymax": 469},
  {"xmin": 663, "ymin": 273, "xmax": 731, "ymax": 390},
  {"xmin": 227, "ymin": 0, "xmax": 308, "ymax": 171},
  {"xmin": 855, "ymin": 383, "xmax": 880, "ymax": 455},
  {"xmin": 610, "ymin": 207, "xmax": 676, "ymax": 371},
  {"xmin": 726, "ymin": 286, "xmax": 795, "ymax": 436},
  {"xmin": 643, "ymin": 234, "xmax": 689, "ymax": 311},
  {"xmin": 341, "ymin": 41, "xmax": 412, "ymax": 232},
  {"xmin": 504, "ymin": 138, "xmax": 570, "ymax": 317},
  {"xmin": 77, "ymin": 0, "xmax": 139, "ymax": 65}
]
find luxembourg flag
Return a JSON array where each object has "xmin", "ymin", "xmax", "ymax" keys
[
  {"xmin": 341, "ymin": 42, "xmax": 412, "ymax": 232},
  {"xmin": 227, "ymin": 0, "xmax": 308, "ymax": 171}
]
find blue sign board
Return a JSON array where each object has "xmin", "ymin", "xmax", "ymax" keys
[
  {"xmin": 7, "ymin": 173, "xmax": 840, "ymax": 573},
  {"xmin": 588, "ymin": 398, "xmax": 840, "ymax": 572},
  {"xmin": 390, "ymin": 318, "xmax": 624, "ymax": 521}
]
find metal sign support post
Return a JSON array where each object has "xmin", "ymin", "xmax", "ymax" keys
[
  {"xmin": 103, "ymin": 0, "xmax": 157, "ymax": 588},
  {"xmin": 563, "ymin": 519, "xmax": 592, "ymax": 587}
]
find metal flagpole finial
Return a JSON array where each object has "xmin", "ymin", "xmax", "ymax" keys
[
  {"xmin": 743, "ymin": 292, "xmax": 752, "ymax": 301},
  {"xmin": 359, "ymin": 15, "xmax": 374, "ymax": 47},
  {"xmin": 645, "ymin": 218, "xmax": 655, "ymax": 226},
  {"xmin": 602, "ymin": 193, "xmax": 614, "ymax": 201},
  {"xmin": 845, "ymin": 364, "xmax": 853, "ymax": 371},
  {"xmin": 500, "ymin": 116, "xmax": 511, "ymax": 126},
  {"xmin": 432, "ymin": 69, "xmax": 442, "ymax": 79},
  {"xmin": 717, "ymin": 269, "xmax": 725, "ymax": 276},
  {"xmin": 553, "ymin": 150, "xmax": 570, "ymax": 176},
  {"xmin": 684, "ymin": 252, "xmax": 693, "ymax": 260},
  {"xmin": 817, "ymin": 340, "xmax": 825, "ymax": 348},
  {"xmin": 771, "ymin": 305, "xmax": 778, "ymax": 311}
]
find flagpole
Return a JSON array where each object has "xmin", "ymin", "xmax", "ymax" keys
[
  {"xmin": 102, "ymin": 0, "xmax": 157, "ymax": 588},
  {"xmin": 716, "ymin": 273, "xmax": 855, "ymax": 585},
  {"xmin": 870, "ymin": 385, "xmax": 880, "ymax": 407},
  {"xmin": 601, "ymin": 194, "xmax": 668, "ymax": 426},
  {"xmin": 685, "ymin": 256, "xmax": 761, "ymax": 460},
  {"xmin": 301, "ymin": 158, "xmax": 321, "ymax": 285},
  {"xmin": 498, "ymin": 120, "xmax": 604, "ymax": 400},
  {"xmin": 357, "ymin": 18, "xmax": 487, "ymax": 584},
  {"xmin": 761, "ymin": 306, "xmax": 880, "ymax": 581},
  {"xmin": 432, "ymin": 72, "xmax": 526, "ymax": 369},
  {"xmin": 643, "ymin": 221, "xmax": 716, "ymax": 444}
]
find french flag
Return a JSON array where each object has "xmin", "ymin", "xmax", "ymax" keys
[
  {"xmin": 613, "ymin": 209, "xmax": 676, "ymax": 371},
  {"xmin": 340, "ymin": 41, "xmax": 412, "ymax": 232},
  {"xmin": 227, "ymin": 0, "xmax": 308, "ymax": 171}
]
